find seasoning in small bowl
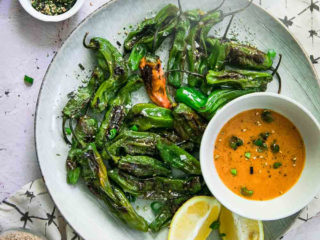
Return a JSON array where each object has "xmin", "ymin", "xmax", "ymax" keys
[
  {"xmin": 31, "ymin": 0, "xmax": 77, "ymax": 16},
  {"xmin": 18, "ymin": 0, "xmax": 84, "ymax": 22}
]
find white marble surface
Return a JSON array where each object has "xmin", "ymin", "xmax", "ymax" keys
[{"xmin": 1, "ymin": 0, "xmax": 320, "ymax": 238}]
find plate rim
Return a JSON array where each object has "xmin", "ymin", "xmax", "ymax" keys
[{"xmin": 34, "ymin": 1, "xmax": 320, "ymax": 239}]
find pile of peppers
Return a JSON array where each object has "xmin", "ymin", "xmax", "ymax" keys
[{"xmin": 62, "ymin": 1, "xmax": 280, "ymax": 233}]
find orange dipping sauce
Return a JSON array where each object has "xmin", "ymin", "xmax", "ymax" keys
[{"xmin": 214, "ymin": 109, "xmax": 305, "ymax": 200}]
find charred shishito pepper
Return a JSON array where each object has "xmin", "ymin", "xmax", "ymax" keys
[{"xmin": 139, "ymin": 55, "xmax": 172, "ymax": 109}]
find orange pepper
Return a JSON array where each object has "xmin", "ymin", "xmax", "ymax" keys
[{"xmin": 139, "ymin": 57, "xmax": 172, "ymax": 109}]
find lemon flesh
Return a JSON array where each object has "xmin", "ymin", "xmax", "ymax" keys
[
  {"xmin": 219, "ymin": 206, "xmax": 264, "ymax": 240},
  {"xmin": 168, "ymin": 196, "xmax": 221, "ymax": 240}
]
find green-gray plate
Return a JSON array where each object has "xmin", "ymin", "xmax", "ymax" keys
[{"xmin": 35, "ymin": 0, "xmax": 320, "ymax": 239}]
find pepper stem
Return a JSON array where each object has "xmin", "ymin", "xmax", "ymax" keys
[
  {"xmin": 224, "ymin": 0, "xmax": 253, "ymax": 17},
  {"xmin": 83, "ymin": 32, "xmax": 97, "ymax": 49},
  {"xmin": 208, "ymin": 0, "xmax": 226, "ymax": 13},
  {"xmin": 62, "ymin": 117, "xmax": 72, "ymax": 145},
  {"xmin": 177, "ymin": 0, "xmax": 183, "ymax": 15},
  {"xmin": 222, "ymin": 14, "xmax": 234, "ymax": 40},
  {"xmin": 271, "ymin": 54, "xmax": 282, "ymax": 94}
]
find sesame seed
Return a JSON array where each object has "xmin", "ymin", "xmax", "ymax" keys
[
  {"xmin": 271, "ymin": 130, "xmax": 275, "ymax": 133},
  {"xmin": 241, "ymin": 129, "xmax": 247, "ymax": 132},
  {"xmin": 256, "ymin": 112, "xmax": 259, "ymax": 115},
  {"xmin": 218, "ymin": 138, "xmax": 222, "ymax": 142}
]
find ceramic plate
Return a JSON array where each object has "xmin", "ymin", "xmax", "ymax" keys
[{"xmin": 35, "ymin": 0, "xmax": 320, "ymax": 239}]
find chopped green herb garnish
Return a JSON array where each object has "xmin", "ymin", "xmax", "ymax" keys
[
  {"xmin": 210, "ymin": 220, "xmax": 220, "ymax": 230},
  {"xmin": 219, "ymin": 233, "xmax": 227, "ymax": 237},
  {"xmin": 108, "ymin": 128, "xmax": 117, "ymax": 140},
  {"xmin": 244, "ymin": 152, "xmax": 251, "ymax": 159},
  {"xmin": 31, "ymin": 0, "xmax": 77, "ymax": 16},
  {"xmin": 229, "ymin": 136, "xmax": 243, "ymax": 150},
  {"xmin": 259, "ymin": 132, "xmax": 270, "ymax": 140},
  {"xmin": 24, "ymin": 75, "xmax": 34, "ymax": 85},
  {"xmin": 240, "ymin": 187, "xmax": 254, "ymax": 196},
  {"xmin": 273, "ymin": 162, "xmax": 282, "ymax": 169},
  {"xmin": 261, "ymin": 109, "xmax": 274, "ymax": 123},
  {"xmin": 253, "ymin": 138, "xmax": 267, "ymax": 151},
  {"xmin": 230, "ymin": 168, "xmax": 237, "ymax": 176},
  {"xmin": 130, "ymin": 125, "xmax": 139, "ymax": 131},
  {"xmin": 253, "ymin": 138, "xmax": 263, "ymax": 147},
  {"xmin": 65, "ymin": 127, "xmax": 72, "ymax": 135},
  {"xmin": 271, "ymin": 141, "xmax": 280, "ymax": 153}
]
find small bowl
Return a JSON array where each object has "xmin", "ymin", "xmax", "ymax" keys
[
  {"xmin": 18, "ymin": 0, "xmax": 85, "ymax": 22},
  {"xmin": 200, "ymin": 92, "xmax": 320, "ymax": 220}
]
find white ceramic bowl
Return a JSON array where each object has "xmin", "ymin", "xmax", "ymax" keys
[
  {"xmin": 18, "ymin": 0, "xmax": 85, "ymax": 22},
  {"xmin": 200, "ymin": 92, "xmax": 320, "ymax": 221}
]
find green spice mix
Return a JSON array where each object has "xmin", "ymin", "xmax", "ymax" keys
[{"xmin": 31, "ymin": 0, "xmax": 77, "ymax": 16}]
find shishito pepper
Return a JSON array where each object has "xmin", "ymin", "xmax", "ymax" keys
[
  {"xmin": 78, "ymin": 143, "xmax": 148, "ymax": 232},
  {"xmin": 175, "ymin": 87, "xmax": 207, "ymax": 112},
  {"xmin": 62, "ymin": 67, "xmax": 104, "ymax": 119},
  {"xmin": 225, "ymin": 41, "xmax": 274, "ymax": 70},
  {"xmin": 128, "ymin": 44, "xmax": 147, "ymax": 71},
  {"xmin": 95, "ymin": 75, "xmax": 143, "ymax": 148},
  {"xmin": 167, "ymin": 15, "xmax": 190, "ymax": 88},
  {"xmin": 149, "ymin": 197, "xmax": 188, "ymax": 232},
  {"xmin": 108, "ymin": 169, "xmax": 202, "ymax": 200},
  {"xmin": 198, "ymin": 89, "xmax": 258, "ymax": 119},
  {"xmin": 172, "ymin": 103, "xmax": 207, "ymax": 144},
  {"xmin": 106, "ymin": 130, "xmax": 161, "ymax": 163},
  {"xmin": 117, "ymin": 155, "xmax": 171, "ymax": 177},
  {"xmin": 139, "ymin": 55, "xmax": 172, "ymax": 109},
  {"xmin": 156, "ymin": 140, "xmax": 201, "ymax": 175},
  {"xmin": 206, "ymin": 69, "xmax": 273, "ymax": 91},
  {"xmin": 124, "ymin": 4, "xmax": 179, "ymax": 52},
  {"xmin": 84, "ymin": 36, "xmax": 128, "ymax": 112},
  {"xmin": 128, "ymin": 103, "xmax": 174, "ymax": 131},
  {"xmin": 73, "ymin": 115, "xmax": 98, "ymax": 148},
  {"xmin": 66, "ymin": 148, "xmax": 83, "ymax": 185},
  {"xmin": 176, "ymin": 87, "xmax": 258, "ymax": 120}
]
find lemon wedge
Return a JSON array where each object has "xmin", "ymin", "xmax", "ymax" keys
[
  {"xmin": 219, "ymin": 206, "xmax": 264, "ymax": 240},
  {"xmin": 168, "ymin": 196, "xmax": 221, "ymax": 240}
]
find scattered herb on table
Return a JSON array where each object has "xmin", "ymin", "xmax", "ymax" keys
[
  {"xmin": 24, "ymin": 75, "xmax": 34, "ymax": 85},
  {"xmin": 244, "ymin": 152, "xmax": 251, "ymax": 159}
]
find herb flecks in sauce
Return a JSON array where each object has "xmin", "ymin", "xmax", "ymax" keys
[
  {"xmin": 229, "ymin": 136, "xmax": 243, "ymax": 150},
  {"xmin": 214, "ymin": 109, "xmax": 305, "ymax": 200},
  {"xmin": 261, "ymin": 109, "xmax": 274, "ymax": 123},
  {"xmin": 31, "ymin": 0, "xmax": 77, "ymax": 16}
]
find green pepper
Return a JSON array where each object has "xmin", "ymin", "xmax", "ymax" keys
[
  {"xmin": 149, "ymin": 197, "xmax": 188, "ymax": 232},
  {"xmin": 106, "ymin": 130, "xmax": 161, "ymax": 163},
  {"xmin": 175, "ymin": 87, "xmax": 207, "ymax": 112},
  {"xmin": 172, "ymin": 103, "xmax": 207, "ymax": 144},
  {"xmin": 124, "ymin": 4, "xmax": 179, "ymax": 51},
  {"xmin": 78, "ymin": 143, "xmax": 148, "ymax": 232},
  {"xmin": 117, "ymin": 155, "xmax": 171, "ymax": 177},
  {"xmin": 73, "ymin": 115, "xmax": 98, "ymax": 148},
  {"xmin": 85, "ymin": 37, "xmax": 128, "ymax": 112},
  {"xmin": 62, "ymin": 67, "xmax": 104, "ymax": 119},
  {"xmin": 206, "ymin": 69, "xmax": 273, "ymax": 91},
  {"xmin": 66, "ymin": 148, "xmax": 83, "ymax": 185},
  {"xmin": 198, "ymin": 89, "xmax": 258, "ymax": 119},
  {"xmin": 156, "ymin": 140, "xmax": 201, "ymax": 175},
  {"xmin": 167, "ymin": 15, "xmax": 190, "ymax": 88},
  {"xmin": 95, "ymin": 75, "xmax": 143, "ymax": 148},
  {"xmin": 128, "ymin": 103, "xmax": 174, "ymax": 131},
  {"xmin": 108, "ymin": 169, "xmax": 202, "ymax": 199},
  {"xmin": 198, "ymin": 11, "xmax": 223, "ymax": 55},
  {"xmin": 225, "ymin": 41, "xmax": 274, "ymax": 70},
  {"xmin": 186, "ymin": 25, "xmax": 203, "ymax": 87},
  {"xmin": 128, "ymin": 44, "xmax": 147, "ymax": 71},
  {"xmin": 184, "ymin": 9, "xmax": 203, "ymax": 22}
]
